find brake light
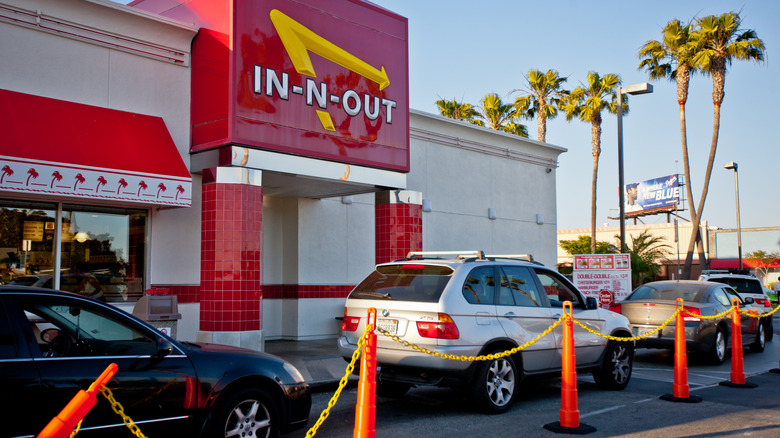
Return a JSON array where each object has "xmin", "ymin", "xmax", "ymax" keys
[
  {"xmin": 416, "ymin": 313, "xmax": 460, "ymax": 339},
  {"xmin": 683, "ymin": 306, "xmax": 701, "ymax": 321},
  {"xmin": 402, "ymin": 264, "xmax": 426, "ymax": 269},
  {"xmin": 755, "ymin": 298, "xmax": 771, "ymax": 308},
  {"xmin": 342, "ymin": 308, "xmax": 360, "ymax": 332},
  {"xmin": 608, "ymin": 303, "xmax": 621, "ymax": 313}
]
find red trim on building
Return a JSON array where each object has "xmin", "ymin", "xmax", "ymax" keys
[
  {"xmin": 710, "ymin": 258, "xmax": 780, "ymax": 270},
  {"xmin": 375, "ymin": 203, "xmax": 422, "ymax": 264},
  {"xmin": 0, "ymin": 89, "xmax": 192, "ymax": 206}
]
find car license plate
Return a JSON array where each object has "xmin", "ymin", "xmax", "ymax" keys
[
  {"xmin": 377, "ymin": 319, "xmax": 398, "ymax": 335},
  {"xmin": 634, "ymin": 326, "xmax": 657, "ymax": 337}
]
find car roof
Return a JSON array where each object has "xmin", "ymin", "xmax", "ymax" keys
[
  {"xmin": 384, "ymin": 250, "xmax": 543, "ymax": 267},
  {"xmin": 637, "ymin": 280, "xmax": 722, "ymax": 292}
]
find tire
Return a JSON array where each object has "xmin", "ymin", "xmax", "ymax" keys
[
  {"xmin": 751, "ymin": 321, "xmax": 766, "ymax": 353},
  {"xmin": 592, "ymin": 340, "xmax": 633, "ymax": 390},
  {"xmin": 765, "ymin": 318, "xmax": 774, "ymax": 342},
  {"xmin": 376, "ymin": 381, "xmax": 411, "ymax": 398},
  {"xmin": 206, "ymin": 388, "xmax": 279, "ymax": 438},
  {"xmin": 708, "ymin": 327, "xmax": 727, "ymax": 365},
  {"xmin": 468, "ymin": 351, "xmax": 518, "ymax": 414}
]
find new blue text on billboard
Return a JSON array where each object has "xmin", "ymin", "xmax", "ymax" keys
[{"xmin": 624, "ymin": 174, "xmax": 680, "ymax": 214}]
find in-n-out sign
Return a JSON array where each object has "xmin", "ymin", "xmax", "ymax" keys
[{"xmin": 255, "ymin": 9, "xmax": 398, "ymax": 131}]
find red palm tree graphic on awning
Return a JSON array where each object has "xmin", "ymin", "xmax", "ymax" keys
[
  {"xmin": 26, "ymin": 168, "xmax": 39, "ymax": 186},
  {"xmin": 95, "ymin": 176, "xmax": 107, "ymax": 192},
  {"xmin": 176, "ymin": 185, "xmax": 184, "ymax": 200},
  {"xmin": 137, "ymin": 181, "xmax": 147, "ymax": 196},
  {"xmin": 117, "ymin": 178, "xmax": 128, "ymax": 194},
  {"xmin": 73, "ymin": 173, "xmax": 85, "ymax": 190},
  {"xmin": 1, "ymin": 165, "xmax": 14, "ymax": 184},
  {"xmin": 156, "ymin": 183, "xmax": 167, "ymax": 198},
  {"xmin": 50, "ymin": 171, "xmax": 62, "ymax": 188}
]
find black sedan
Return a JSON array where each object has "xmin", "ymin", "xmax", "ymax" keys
[
  {"xmin": 611, "ymin": 280, "xmax": 765, "ymax": 364},
  {"xmin": 0, "ymin": 286, "xmax": 311, "ymax": 437}
]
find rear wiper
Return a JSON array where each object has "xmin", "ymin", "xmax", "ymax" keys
[{"xmin": 360, "ymin": 291, "xmax": 393, "ymax": 299}]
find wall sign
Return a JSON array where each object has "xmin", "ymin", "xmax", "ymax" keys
[{"xmin": 573, "ymin": 254, "xmax": 632, "ymax": 308}]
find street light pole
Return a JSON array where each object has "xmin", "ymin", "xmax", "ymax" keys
[
  {"xmin": 724, "ymin": 162, "xmax": 742, "ymax": 269},
  {"xmin": 617, "ymin": 82, "xmax": 653, "ymax": 253}
]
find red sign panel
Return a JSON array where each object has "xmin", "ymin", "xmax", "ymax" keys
[{"xmin": 181, "ymin": 0, "xmax": 410, "ymax": 172}]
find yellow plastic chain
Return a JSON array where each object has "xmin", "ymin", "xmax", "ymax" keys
[
  {"xmin": 377, "ymin": 316, "xmax": 563, "ymax": 361},
  {"xmin": 739, "ymin": 304, "xmax": 780, "ymax": 318},
  {"xmin": 99, "ymin": 387, "xmax": 147, "ymax": 438},
  {"xmin": 572, "ymin": 308, "xmax": 681, "ymax": 342},
  {"xmin": 305, "ymin": 324, "xmax": 368, "ymax": 438}
]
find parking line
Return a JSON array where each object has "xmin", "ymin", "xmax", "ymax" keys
[{"xmin": 580, "ymin": 405, "xmax": 624, "ymax": 419}]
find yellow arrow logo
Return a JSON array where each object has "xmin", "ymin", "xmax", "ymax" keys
[{"xmin": 270, "ymin": 9, "xmax": 390, "ymax": 90}]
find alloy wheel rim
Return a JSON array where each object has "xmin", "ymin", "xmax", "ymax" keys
[
  {"xmin": 611, "ymin": 345, "xmax": 631, "ymax": 384},
  {"xmin": 716, "ymin": 332, "xmax": 725, "ymax": 360},
  {"xmin": 225, "ymin": 399, "xmax": 272, "ymax": 438},
  {"xmin": 486, "ymin": 358, "xmax": 515, "ymax": 406}
]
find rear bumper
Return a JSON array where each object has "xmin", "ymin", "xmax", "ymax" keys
[{"xmin": 633, "ymin": 324, "xmax": 716, "ymax": 353}]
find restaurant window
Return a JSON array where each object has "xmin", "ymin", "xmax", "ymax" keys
[{"xmin": 0, "ymin": 200, "xmax": 147, "ymax": 302}]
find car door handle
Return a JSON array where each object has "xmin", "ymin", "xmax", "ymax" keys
[
  {"xmin": 553, "ymin": 314, "xmax": 561, "ymax": 318},
  {"xmin": 504, "ymin": 312, "xmax": 516, "ymax": 320}
]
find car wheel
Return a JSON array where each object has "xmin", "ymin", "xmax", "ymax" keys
[
  {"xmin": 709, "ymin": 327, "xmax": 727, "ymax": 365},
  {"xmin": 751, "ymin": 321, "xmax": 766, "ymax": 352},
  {"xmin": 469, "ymin": 351, "xmax": 518, "ymax": 413},
  {"xmin": 376, "ymin": 381, "xmax": 411, "ymax": 398},
  {"xmin": 207, "ymin": 388, "xmax": 278, "ymax": 438},
  {"xmin": 592, "ymin": 340, "xmax": 633, "ymax": 390}
]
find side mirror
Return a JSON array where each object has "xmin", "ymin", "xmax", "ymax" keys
[
  {"xmin": 586, "ymin": 297, "xmax": 598, "ymax": 310},
  {"xmin": 155, "ymin": 339, "xmax": 173, "ymax": 358},
  {"xmin": 743, "ymin": 297, "xmax": 755, "ymax": 305}
]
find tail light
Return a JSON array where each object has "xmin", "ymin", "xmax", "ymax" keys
[
  {"xmin": 683, "ymin": 306, "xmax": 701, "ymax": 322},
  {"xmin": 342, "ymin": 308, "xmax": 360, "ymax": 332},
  {"xmin": 608, "ymin": 303, "xmax": 621, "ymax": 313},
  {"xmin": 755, "ymin": 297, "xmax": 771, "ymax": 308},
  {"xmin": 416, "ymin": 313, "xmax": 460, "ymax": 339}
]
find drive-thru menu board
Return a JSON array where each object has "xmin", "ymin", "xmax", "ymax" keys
[{"xmin": 572, "ymin": 254, "xmax": 632, "ymax": 308}]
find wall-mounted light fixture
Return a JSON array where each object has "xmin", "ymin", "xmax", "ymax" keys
[
  {"xmin": 536, "ymin": 214, "xmax": 544, "ymax": 225},
  {"xmin": 74, "ymin": 231, "xmax": 89, "ymax": 243},
  {"xmin": 488, "ymin": 208, "xmax": 496, "ymax": 220},
  {"xmin": 422, "ymin": 199, "xmax": 432, "ymax": 212},
  {"xmin": 341, "ymin": 196, "xmax": 353, "ymax": 205}
]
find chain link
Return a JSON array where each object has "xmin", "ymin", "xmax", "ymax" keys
[
  {"xmin": 99, "ymin": 387, "xmax": 147, "ymax": 438},
  {"xmin": 305, "ymin": 324, "xmax": 369, "ymax": 438}
]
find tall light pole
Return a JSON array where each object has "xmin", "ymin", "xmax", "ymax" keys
[
  {"xmin": 724, "ymin": 162, "xmax": 742, "ymax": 269},
  {"xmin": 617, "ymin": 82, "xmax": 653, "ymax": 252}
]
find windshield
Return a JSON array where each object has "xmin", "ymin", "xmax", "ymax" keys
[
  {"xmin": 707, "ymin": 278, "xmax": 763, "ymax": 294},
  {"xmin": 627, "ymin": 285, "xmax": 705, "ymax": 302},
  {"xmin": 349, "ymin": 264, "xmax": 454, "ymax": 302}
]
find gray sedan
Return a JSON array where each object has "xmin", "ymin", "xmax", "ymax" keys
[{"xmin": 611, "ymin": 280, "xmax": 765, "ymax": 364}]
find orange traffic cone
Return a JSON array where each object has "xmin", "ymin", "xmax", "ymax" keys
[
  {"xmin": 354, "ymin": 308, "xmax": 377, "ymax": 438},
  {"xmin": 660, "ymin": 299, "xmax": 702, "ymax": 403},
  {"xmin": 544, "ymin": 301, "xmax": 596, "ymax": 434},
  {"xmin": 720, "ymin": 298, "xmax": 757, "ymax": 388},
  {"xmin": 38, "ymin": 363, "xmax": 118, "ymax": 438}
]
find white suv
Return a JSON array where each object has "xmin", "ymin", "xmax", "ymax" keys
[
  {"xmin": 699, "ymin": 269, "xmax": 774, "ymax": 340},
  {"xmin": 338, "ymin": 251, "xmax": 634, "ymax": 413}
]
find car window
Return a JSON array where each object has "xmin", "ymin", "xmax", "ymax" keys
[
  {"xmin": 498, "ymin": 266, "xmax": 542, "ymax": 307},
  {"xmin": 20, "ymin": 299, "xmax": 157, "ymax": 358},
  {"xmin": 462, "ymin": 266, "xmax": 495, "ymax": 305},
  {"xmin": 723, "ymin": 286, "xmax": 742, "ymax": 304},
  {"xmin": 710, "ymin": 288, "xmax": 731, "ymax": 307},
  {"xmin": 707, "ymin": 278, "xmax": 763, "ymax": 294},
  {"xmin": 535, "ymin": 269, "xmax": 581, "ymax": 308},
  {"xmin": 349, "ymin": 264, "xmax": 453, "ymax": 303}
]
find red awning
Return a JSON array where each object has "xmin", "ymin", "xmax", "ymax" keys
[
  {"xmin": 0, "ymin": 89, "xmax": 191, "ymax": 206},
  {"xmin": 710, "ymin": 258, "xmax": 780, "ymax": 269}
]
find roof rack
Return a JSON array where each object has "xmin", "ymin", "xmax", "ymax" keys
[
  {"xmin": 485, "ymin": 254, "xmax": 535, "ymax": 262},
  {"xmin": 405, "ymin": 250, "xmax": 486, "ymax": 260}
]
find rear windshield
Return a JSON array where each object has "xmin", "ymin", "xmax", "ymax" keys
[
  {"xmin": 627, "ymin": 285, "xmax": 705, "ymax": 302},
  {"xmin": 349, "ymin": 264, "xmax": 454, "ymax": 302},
  {"xmin": 707, "ymin": 278, "xmax": 763, "ymax": 294}
]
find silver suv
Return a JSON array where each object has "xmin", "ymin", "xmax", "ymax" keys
[
  {"xmin": 698, "ymin": 269, "xmax": 774, "ymax": 341},
  {"xmin": 338, "ymin": 251, "xmax": 634, "ymax": 413}
]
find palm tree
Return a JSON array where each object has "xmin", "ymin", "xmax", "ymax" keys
[
  {"xmin": 73, "ymin": 173, "xmax": 85, "ymax": 190},
  {"xmin": 156, "ymin": 183, "xmax": 167, "ymax": 198},
  {"xmin": 513, "ymin": 69, "xmax": 568, "ymax": 142},
  {"xmin": 26, "ymin": 168, "xmax": 39, "ymax": 186},
  {"xmin": 475, "ymin": 93, "xmax": 528, "ymax": 137},
  {"xmin": 638, "ymin": 20, "xmax": 709, "ymax": 271},
  {"xmin": 435, "ymin": 98, "xmax": 481, "ymax": 124},
  {"xmin": 616, "ymin": 230, "xmax": 672, "ymax": 287},
  {"xmin": 50, "ymin": 171, "xmax": 62, "ymax": 188},
  {"xmin": 679, "ymin": 12, "xmax": 765, "ymax": 278},
  {"xmin": 560, "ymin": 71, "xmax": 625, "ymax": 254},
  {"xmin": 1, "ymin": 165, "xmax": 14, "ymax": 184}
]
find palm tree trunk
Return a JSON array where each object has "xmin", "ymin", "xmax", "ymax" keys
[
  {"xmin": 682, "ymin": 61, "xmax": 725, "ymax": 278},
  {"xmin": 537, "ymin": 102, "xmax": 546, "ymax": 142},
  {"xmin": 590, "ymin": 119, "xmax": 602, "ymax": 254}
]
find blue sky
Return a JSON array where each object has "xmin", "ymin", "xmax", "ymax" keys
[{"xmin": 368, "ymin": 0, "xmax": 779, "ymax": 233}]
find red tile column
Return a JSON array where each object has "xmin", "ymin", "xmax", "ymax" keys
[
  {"xmin": 198, "ymin": 168, "xmax": 264, "ymax": 349},
  {"xmin": 375, "ymin": 190, "xmax": 423, "ymax": 264}
]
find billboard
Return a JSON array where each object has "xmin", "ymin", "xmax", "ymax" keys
[{"xmin": 624, "ymin": 174, "xmax": 680, "ymax": 216}]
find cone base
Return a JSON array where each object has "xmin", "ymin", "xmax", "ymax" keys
[
  {"xmin": 543, "ymin": 421, "xmax": 596, "ymax": 435},
  {"xmin": 659, "ymin": 394, "xmax": 702, "ymax": 403},
  {"xmin": 719, "ymin": 380, "xmax": 757, "ymax": 388}
]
